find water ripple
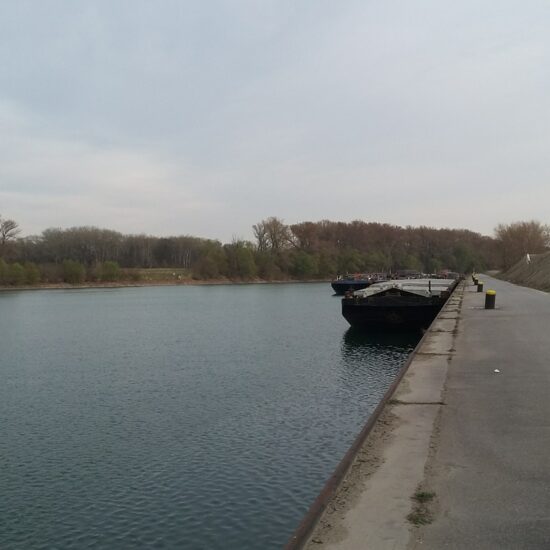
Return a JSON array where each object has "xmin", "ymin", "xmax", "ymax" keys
[{"xmin": 0, "ymin": 285, "xmax": 417, "ymax": 549}]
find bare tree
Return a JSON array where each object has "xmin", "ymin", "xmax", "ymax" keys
[
  {"xmin": 253, "ymin": 217, "xmax": 294, "ymax": 250},
  {"xmin": 252, "ymin": 220, "xmax": 269, "ymax": 251},
  {"xmin": 0, "ymin": 216, "xmax": 20, "ymax": 245},
  {"xmin": 495, "ymin": 220, "xmax": 550, "ymax": 269}
]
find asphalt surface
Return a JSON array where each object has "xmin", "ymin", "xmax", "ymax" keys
[{"xmin": 413, "ymin": 276, "xmax": 550, "ymax": 549}]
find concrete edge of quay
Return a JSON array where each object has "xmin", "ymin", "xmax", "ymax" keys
[{"xmin": 284, "ymin": 280, "xmax": 466, "ymax": 550}]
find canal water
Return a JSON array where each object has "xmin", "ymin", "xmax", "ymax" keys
[{"xmin": 0, "ymin": 283, "xmax": 419, "ymax": 549}]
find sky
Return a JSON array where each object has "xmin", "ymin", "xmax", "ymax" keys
[{"xmin": 1, "ymin": 1, "xmax": 549, "ymax": 242}]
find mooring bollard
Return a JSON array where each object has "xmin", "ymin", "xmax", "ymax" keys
[
  {"xmin": 485, "ymin": 289, "xmax": 496, "ymax": 309},
  {"xmin": 477, "ymin": 281, "xmax": 484, "ymax": 292}
]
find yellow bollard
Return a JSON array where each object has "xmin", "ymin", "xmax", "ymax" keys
[
  {"xmin": 485, "ymin": 290, "xmax": 496, "ymax": 309},
  {"xmin": 477, "ymin": 281, "xmax": 484, "ymax": 292}
]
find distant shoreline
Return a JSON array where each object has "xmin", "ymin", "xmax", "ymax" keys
[{"xmin": 0, "ymin": 279, "xmax": 330, "ymax": 292}]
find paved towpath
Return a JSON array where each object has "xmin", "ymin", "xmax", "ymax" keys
[{"xmin": 413, "ymin": 275, "xmax": 550, "ymax": 548}]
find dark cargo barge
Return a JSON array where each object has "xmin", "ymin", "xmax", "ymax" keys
[
  {"xmin": 342, "ymin": 278, "xmax": 459, "ymax": 329},
  {"xmin": 331, "ymin": 273, "xmax": 387, "ymax": 295}
]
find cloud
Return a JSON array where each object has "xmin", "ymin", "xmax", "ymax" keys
[
  {"xmin": 0, "ymin": 101, "xmax": 227, "ymax": 237},
  {"xmin": 1, "ymin": 1, "xmax": 550, "ymax": 241}
]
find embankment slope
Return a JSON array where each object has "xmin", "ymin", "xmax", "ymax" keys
[{"xmin": 500, "ymin": 250, "xmax": 550, "ymax": 291}]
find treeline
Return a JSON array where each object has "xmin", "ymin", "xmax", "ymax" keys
[{"xmin": 0, "ymin": 215, "xmax": 508, "ymax": 286}]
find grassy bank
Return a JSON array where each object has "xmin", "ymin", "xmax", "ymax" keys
[
  {"xmin": 0, "ymin": 270, "xmax": 330, "ymax": 292},
  {"xmin": 495, "ymin": 252, "xmax": 550, "ymax": 292}
]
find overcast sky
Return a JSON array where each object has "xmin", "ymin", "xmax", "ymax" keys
[{"xmin": 1, "ymin": 1, "xmax": 549, "ymax": 242}]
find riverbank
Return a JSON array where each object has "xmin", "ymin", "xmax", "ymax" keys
[
  {"xmin": 286, "ymin": 281, "xmax": 464, "ymax": 549},
  {"xmin": 290, "ymin": 275, "xmax": 550, "ymax": 549},
  {"xmin": 0, "ymin": 278, "xmax": 330, "ymax": 292},
  {"xmin": 497, "ymin": 250, "xmax": 550, "ymax": 292}
]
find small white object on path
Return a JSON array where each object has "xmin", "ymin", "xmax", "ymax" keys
[{"xmin": 494, "ymin": 369, "xmax": 500, "ymax": 373}]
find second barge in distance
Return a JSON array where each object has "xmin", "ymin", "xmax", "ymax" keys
[
  {"xmin": 331, "ymin": 273, "xmax": 387, "ymax": 295},
  {"xmin": 342, "ymin": 278, "xmax": 459, "ymax": 330}
]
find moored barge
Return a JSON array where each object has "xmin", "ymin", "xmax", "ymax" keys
[
  {"xmin": 342, "ymin": 278, "xmax": 459, "ymax": 330},
  {"xmin": 331, "ymin": 273, "xmax": 387, "ymax": 295}
]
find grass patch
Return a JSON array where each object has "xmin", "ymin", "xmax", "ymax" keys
[
  {"xmin": 413, "ymin": 491, "xmax": 435, "ymax": 504},
  {"xmin": 407, "ymin": 490, "xmax": 435, "ymax": 526},
  {"xmin": 407, "ymin": 509, "xmax": 432, "ymax": 525}
]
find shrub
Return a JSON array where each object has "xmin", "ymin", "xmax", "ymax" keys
[
  {"xmin": 7, "ymin": 262, "xmax": 25, "ymax": 285},
  {"xmin": 39, "ymin": 263, "xmax": 63, "ymax": 283},
  {"xmin": 290, "ymin": 251, "xmax": 319, "ymax": 279},
  {"xmin": 24, "ymin": 262, "xmax": 41, "ymax": 285},
  {"xmin": 62, "ymin": 260, "xmax": 85, "ymax": 284},
  {"xmin": 100, "ymin": 261, "xmax": 120, "ymax": 282},
  {"xmin": 0, "ymin": 258, "xmax": 7, "ymax": 285}
]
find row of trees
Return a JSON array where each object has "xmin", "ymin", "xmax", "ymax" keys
[
  {"xmin": 0, "ymin": 213, "xmax": 548, "ymax": 286},
  {"xmin": 0, "ymin": 258, "xmax": 123, "ymax": 286}
]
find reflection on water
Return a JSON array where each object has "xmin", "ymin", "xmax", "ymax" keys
[
  {"xmin": 342, "ymin": 327, "xmax": 421, "ymax": 352},
  {"xmin": 338, "ymin": 328, "xmax": 419, "ymax": 393}
]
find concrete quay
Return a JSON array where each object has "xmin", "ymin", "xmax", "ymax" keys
[{"xmin": 292, "ymin": 275, "xmax": 550, "ymax": 549}]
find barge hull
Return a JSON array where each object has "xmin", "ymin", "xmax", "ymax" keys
[{"xmin": 342, "ymin": 303, "xmax": 442, "ymax": 329}]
